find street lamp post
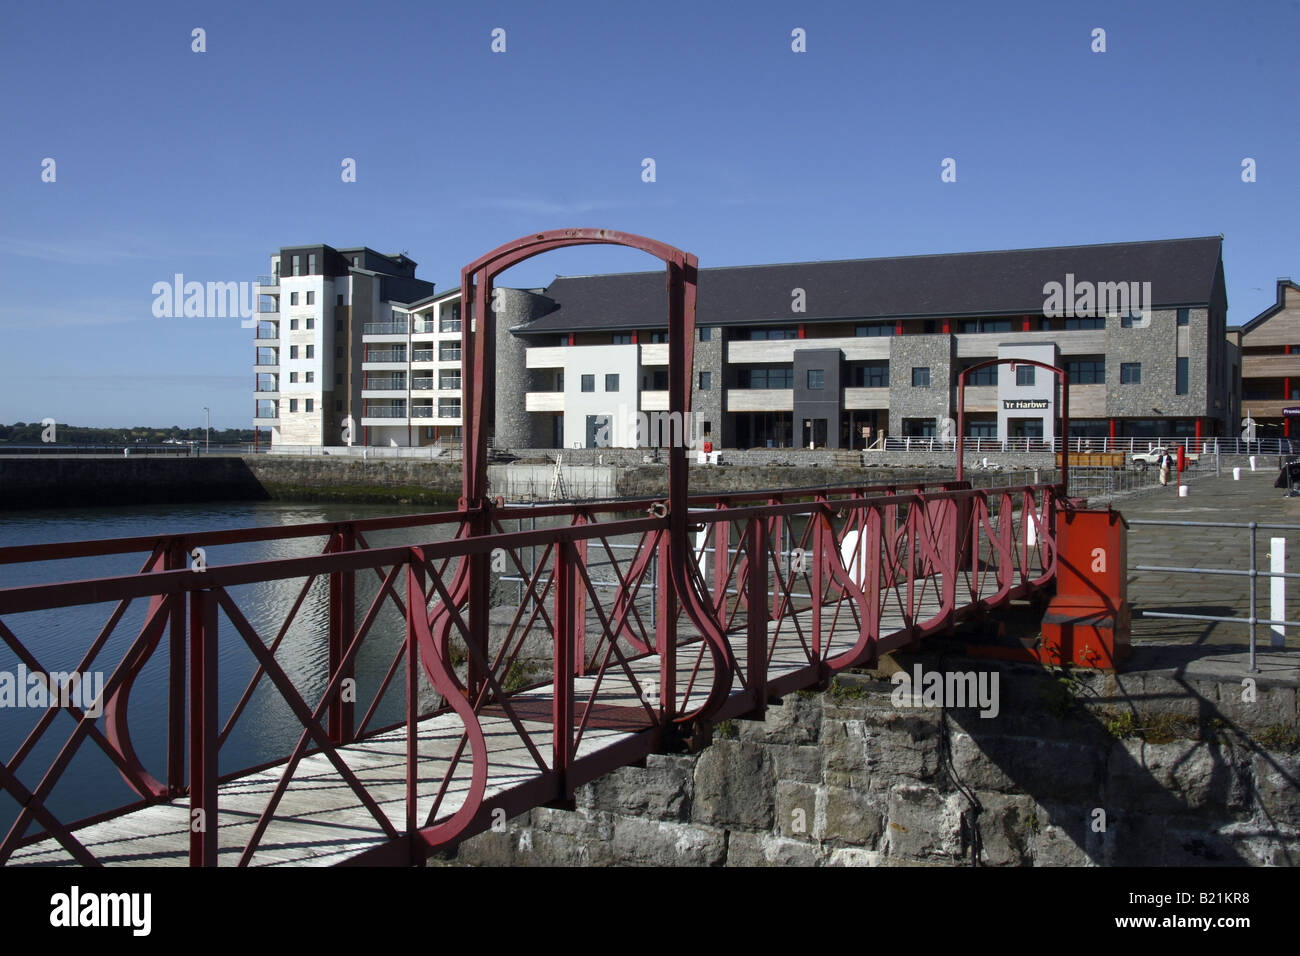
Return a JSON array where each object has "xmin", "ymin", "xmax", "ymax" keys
[{"xmin": 203, "ymin": 407, "xmax": 210, "ymax": 454}]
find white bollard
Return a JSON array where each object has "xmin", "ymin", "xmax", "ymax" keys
[
  {"xmin": 1178, "ymin": 485, "xmax": 1189, "ymax": 497},
  {"xmin": 1272, "ymin": 537, "xmax": 1286, "ymax": 649},
  {"xmin": 1250, "ymin": 455, "xmax": 1257, "ymax": 471},
  {"xmin": 1233, "ymin": 467, "xmax": 1241, "ymax": 480}
]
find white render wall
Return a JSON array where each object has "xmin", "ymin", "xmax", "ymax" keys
[
  {"xmin": 560, "ymin": 344, "xmax": 641, "ymax": 448},
  {"xmin": 995, "ymin": 342, "xmax": 1058, "ymax": 440}
]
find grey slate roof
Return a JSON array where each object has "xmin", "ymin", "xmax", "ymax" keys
[{"xmin": 516, "ymin": 236, "xmax": 1224, "ymax": 335}]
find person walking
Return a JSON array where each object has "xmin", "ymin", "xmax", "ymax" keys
[{"xmin": 1159, "ymin": 450, "xmax": 1172, "ymax": 487}]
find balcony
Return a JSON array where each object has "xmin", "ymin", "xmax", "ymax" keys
[
  {"xmin": 411, "ymin": 405, "xmax": 434, "ymax": 419},
  {"xmin": 256, "ymin": 322, "xmax": 278, "ymax": 340},
  {"xmin": 438, "ymin": 347, "xmax": 462, "ymax": 362},
  {"xmin": 364, "ymin": 376, "xmax": 407, "ymax": 391},
  {"xmin": 364, "ymin": 350, "xmax": 407, "ymax": 364},
  {"xmin": 412, "ymin": 377, "xmax": 435, "ymax": 391},
  {"xmin": 255, "ymin": 354, "xmax": 279, "ymax": 367},
  {"xmin": 413, "ymin": 319, "xmax": 437, "ymax": 334},
  {"xmin": 438, "ymin": 377, "xmax": 462, "ymax": 390},
  {"xmin": 412, "ymin": 349, "xmax": 434, "ymax": 363},
  {"xmin": 257, "ymin": 275, "xmax": 278, "ymax": 289},
  {"xmin": 363, "ymin": 405, "xmax": 407, "ymax": 418},
  {"xmin": 438, "ymin": 404, "xmax": 462, "ymax": 419},
  {"xmin": 364, "ymin": 321, "xmax": 409, "ymax": 335}
]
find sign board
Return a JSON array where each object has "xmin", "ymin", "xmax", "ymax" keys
[
  {"xmin": 1003, "ymin": 399, "xmax": 1049, "ymax": 410},
  {"xmin": 1283, "ymin": 407, "xmax": 1300, "ymax": 417}
]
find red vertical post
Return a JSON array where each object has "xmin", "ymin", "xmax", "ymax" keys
[
  {"xmin": 166, "ymin": 541, "xmax": 186, "ymax": 794},
  {"xmin": 768, "ymin": 500, "xmax": 782, "ymax": 620},
  {"xmin": 405, "ymin": 553, "xmax": 422, "ymax": 864},
  {"xmin": 656, "ymin": 532, "xmax": 676, "ymax": 730},
  {"xmin": 713, "ymin": 507, "xmax": 729, "ymax": 615},
  {"xmin": 746, "ymin": 518, "xmax": 768, "ymax": 717},
  {"xmin": 188, "ymin": 588, "xmax": 218, "ymax": 867},
  {"xmin": 811, "ymin": 495, "xmax": 826, "ymax": 660},
  {"xmin": 553, "ymin": 542, "xmax": 576, "ymax": 798},
  {"xmin": 895, "ymin": 320, "xmax": 904, "ymax": 336},
  {"xmin": 328, "ymin": 524, "xmax": 356, "ymax": 743},
  {"xmin": 797, "ymin": 324, "xmax": 806, "ymax": 339},
  {"xmin": 573, "ymin": 532, "xmax": 588, "ymax": 676}
]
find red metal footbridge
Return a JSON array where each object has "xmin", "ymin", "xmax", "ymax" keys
[{"xmin": 0, "ymin": 231, "xmax": 1070, "ymax": 866}]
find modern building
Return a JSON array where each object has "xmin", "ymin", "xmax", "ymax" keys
[
  {"xmin": 504, "ymin": 236, "xmax": 1237, "ymax": 449},
  {"xmin": 253, "ymin": 246, "xmax": 434, "ymax": 446},
  {"xmin": 256, "ymin": 236, "xmax": 1240, "ymax": 450},
  {"xmin": 1234, "ymin": 278, "xmax": 1300, "ymax": 439}
]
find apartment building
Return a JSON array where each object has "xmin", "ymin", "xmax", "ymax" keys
[
  {"xmin": 1234, "ymin": 278, "xmax": 1300, "ymax": 439},
  {"xmin": 505, "ymin": 236, "xmax": 1236, "ymax": 449},
  {"xmin": 253, "ymin": 246, "xmax": 434, "ymax": 445}
]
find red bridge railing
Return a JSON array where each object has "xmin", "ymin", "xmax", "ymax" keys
[{"xmin": 0, "ymin": 479, "xmax": 1060, "ymax": 866}]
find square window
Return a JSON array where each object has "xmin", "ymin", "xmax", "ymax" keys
[
  {"xmin": 289, "ymin": 398, "xmax": 299, "ymax": 412},
  {"xmin": 1016, "ymin": 365, "xmax": 1035, "ymax": 386},
  {"xmin": 290, "ymin": 345, "xmax": 299, "ymax": 359},
  {"xmin": 290, "ymin": 319, "xmax": 299, "ymax": 330},
  {"xmin": 807, "ymin": 369, "xmax": 825, "ymax": 389},
  {"xmin": 912, "ymin": 367, "xmax": 930, "ymax": 387},
  {"xmin": 306, "ymin": 292, "xmax": 315, "ymax": 306},
  {"xmin": 581, "ymin": 374, "xmax": 595, "ymax": 393},
  {"xmin": 1121, "ymin": 362, "xmax": 1141, "ymax": 384},
  {"xmin": 305, "ymin": 345, "xmax": 314, "ymax": 358},
  {"xmin": 649, "ymin": 332, "xmax": 668, "ymax": 344},
  {"xmin": 699, "ymin": 371, "xmax": 711, "ymax": 390},
  {"xmin": 1177, "ymin": 308, "xmax": 1189, "ymax": 326},
  {"xmin": 612, "ymin": 333, "xmax": 633, "ymax": 344},
  {"xmin": 290, "ymin": 292, "xmax": 299, "ymax": 306},
  {"xmin": 605, "ymin": 374, "xmax": 619, "ymax": 392},
  {"xmin": 306, "ymin": 371, "xmax": 314, "ymax": 383},
  {"xmin": 306, "ymin": 318, "xmax": 314, "ymax": 330},
  {"xmin": 289, "ymin": 372, "xmax": 298, "ymax": 383},
  {"xmin": 305, "ymin": 399, "xmax": 314, "ymax": 412},
  {"xmin": 699, "ymin": 327, "xmax": 713, "ymax": 341}
]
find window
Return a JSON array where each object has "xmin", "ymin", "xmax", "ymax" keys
[
  {"xmin": 855, "ymin": 323, "xmax": 893, "ymax": 337},
  {"xmin": 292, "ymin": 255, "xmax": 301, "ymax": 276},
  {"xmin": 337, "ymin": 294, "xmax": 344, "ymax": 307},
  {"xmin": 308, "ymin": 254, "xmax": 316, "ymax": 274},
  {"xmin": 289, "ymin": 399, "xmax": 299, "ymax": 412},
  {"xmin": 699, "ymin": 327, "xmax": 713, "ymax": 341},
  {"xmin": 850, "ymin": 362, "xmax": 889, "ymax": 387},
  {"xmin": 335, "ymin": 399, "xmax": 343, "ymax": 412},
  {"xmin": 965, "ymin": 420, "xmax": 997, "ymax": 438},
  {"xmin": 958, "ymin": 319, "xmax": 1012, "ymax": 334},
  {"xmin": 1120, "ymin": 362, "xmax": 1141, "ymax": 384},
  {"xmin": 305, "ymin": 399, "xmax": 314, "ymax": 412},
  {"xmin": 1016, "ymin": 365, "xmax": 1035, "ymax": 386},
  {"xmin": 1177, "ymin": 308, "xmax": 1189, "ymax": 326},
  {"xmin": 335, "ymin": 346, "xmax": 343, "ymax": 358},
  {"xmin": 699, "ymin": 371, "xmax": 712, "ymax": 390},
  {"xmin": 1120, "ymin": 311, "xmax": 1145, "ymax": 328},
  {"xmin": 305, "ymin": 371, "xmax": 314, "ymax": 383},
  {"xmin": 440, "ymin": 314, "xmax": 462, "ymax": 333},
  {"xmin": 612, "ymin": 333, "xmax": 633, "ymax": 344},
  {"xmin": 649, "ymin": 331, "xmax": 668, "ymax": 344},
  {"xmin": 290, "ymin": 318, "xmax": 299, "ymax": 330},
  {"xmin": 581, "ymin": 374, "xmax": 595, "ymax": 393},
  {"xmin": 351, "ymin": 256, "xmax": 359, "ymax": 267},
  {"xmin": 912, "ymin": 367, "xmax": 931, "ymax": 387},
  {"xmin": 605, "ymin": 374, "xmax": 619, "ymax": 392},
  {"xmin": 648, "ymin": 370, "xmax": 669, "ymax": 390},
  {"xmin": 290, "ymin": 345, "xmax": 299, "ymax": 359},
  {"xmin": 306, "ymin": 318, "xmax": 314, "ymax": 330},
  {"xmin": 336, "ymin": 373, "xmax": 343, "ymax": 385},
  {"xmin": 1064, "ymin": 316, "xmax": 1105, "ymax": 330},
  {"xmin": 1066, "ymin": 358, "xmax": 1105, "ymax": 384},
  {"xmin": 305, "ymin": 345, "xmax": 314, "ymax": 358},
  {"xmin": 290, "ymin": 292, "xmax": 299, "ymax": 306},
  {"xmin": 748, "ymin": 327, "xmax": 798, "ymax": 340},
  {"xmin": 966, "ymin": 364, "xmax": 998, "ymax": 386},
  {"xmin": 306, "ymin": 292, "xmax": 315, "ymax": 306},
  {"xmin": 1176, "ymin": 357, "xmax": 1189, "ymax": 394},
  {"xmin": 289, "ymin": 372, "xmax": 298, "ymax": 383},
  {"xmin": 807, "ymin": 369, "xmax": 825, "ymax": 390},
  {"xmin": 737, "ymin": 366, "xmax": 794, "ymax": 388},
  {"xmin": 439, "ymin": 342, "xmax": 461, "ymax": 362}
]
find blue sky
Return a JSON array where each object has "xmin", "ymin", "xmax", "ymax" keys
[{"xmin": 0, "ymin": 0, "xmax": 1296, "ymax": 428}]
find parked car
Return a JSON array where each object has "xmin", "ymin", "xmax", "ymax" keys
[{"xmin": 1131, "ymin": 446, "xmax": 1199, "ymax": 471}]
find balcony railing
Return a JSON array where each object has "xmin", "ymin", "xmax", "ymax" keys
[
  {"xmin": 255, "ymin": 382, "xmax": 278, "ymax": 393},
  {"xmin": 363, "ymin": 406, "xmax": 408, "ymax": 418},
  {"xmin": 439, "ymin": 378, "xmax": 462, "ymax": 390},
  {"xmin": 254, "ymin": 407, "xmax": 279, "ymax": 418},
  {"xmin": 438, "ymin": 405, "xmax": 462, "ymax": 419},
  {"xmin": 364, "ymin": 321, "xmax": 409, "ymax": 335},
  {"xmin": 439, "ymin": 349, "xmax": 462, "ymax": 362},
  {"xmin": 364, "ymin": 377, "xmax": 407, "ymax": 391},
  {"xmin": 365, "ymin": 350, "xmax": 407, "ymax": 363},
  {"xmin": 413, "ymin": 320, "xmax": 436, "ymax": 334},
  {"xmin": 256, "ymin": 325, "xmax": 278, "ymax": 339},
  {"xmin": 440, "ymin": 320, "xmax": 462, "ymax": 333},
  {"xmin": 411, "ymin": 406, "xmax": 434, "ymax": 418},
  {"xmin": 257, "ymin": 275, "xmax": 277, "ymax": 287},
  {"xmin": 255, "ymin": 356, "xmax": 279, "ymax": 366},
  {"xmin": 412, "ymin": 378, "xmax": 434, "ymax": 390},
  {"xmin": 412, "ymin": 349, "xmax": 434, "ymax": 362}
]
